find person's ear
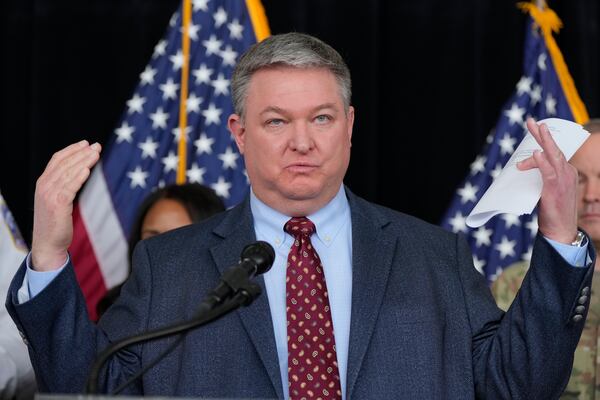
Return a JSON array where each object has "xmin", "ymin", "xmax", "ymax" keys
[{"xmin": 228, "ymin": 114, "xmax": 246, "ymax": 154}]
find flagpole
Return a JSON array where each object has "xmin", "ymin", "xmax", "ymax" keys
[
  {"xmin": 518, "ymin": 0, "xmax": 589, "ymax": 124},
  {"xmin": 176, "ymin": 0, "xmax": 192, "ymax": 184}
]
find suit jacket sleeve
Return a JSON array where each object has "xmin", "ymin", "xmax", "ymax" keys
[
  {"xmin": 464, "ymin": 233, "xmax": 595, "ymax": 398},
  {"xmin": 4, "ymin": 241, "xmax": 157, "ymax": 394}
]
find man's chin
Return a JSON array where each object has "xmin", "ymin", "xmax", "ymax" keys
[{"xmin": 283, "ymin": 187, "xmax": 321, "ymax": 201}]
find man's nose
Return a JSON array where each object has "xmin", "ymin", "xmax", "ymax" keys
[{"xmin": 289, "ymin": 122, "xmax": 314, "ymax": 153}]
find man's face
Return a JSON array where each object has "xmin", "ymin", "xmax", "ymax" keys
[
  {"xmin": 228, "ymin": 67, "xmax": 354, "ymax": 216},
  {"xmin": 571, "ymin": 133, "xmax": 600, "ymax": 244}
]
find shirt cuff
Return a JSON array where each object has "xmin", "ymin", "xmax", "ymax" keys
[
  {"xmin": 544, "ymin": 235, "xmax": 590, "ymax": 267},
  {"xmin": 19, "ymin": 252, "xmax": 68, "ymax": 302}
]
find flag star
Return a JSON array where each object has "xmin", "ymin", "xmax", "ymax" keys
[
  {"xmin": 472, "ymin": 226, "xmax": 493, "ymax": 247},
  {"xmin": 213, "ymin": 7, "xmax": 228, "ymax": 28},
  {"xmin": 219, "ymin": 45, "xmax": 238, "ymax": 66},
  {"xmin": 522, "ymin": 245, "xmax": 533, "ymax": 261},
  {"xmin": 525, "ymin": 214, "xmax": 538, "ymax": 237},
  {"xmin": 186, "ymin": 163, "xmax": 206, "ymax": 183},
  {"xmin": 490, "ymin": 266, "xmax": 505, "ymax": 282},
  {"xmin": 115, "ymin": 122, "xmax": 134, "ymax": 143},
  {"xmin": 521, "ymin": 114, "xmax": 531, "ymax": 131},
  {"xmin": 504, "ymin": 103, "xmax": 525, "ymax": 126},
  {"xmin": 202, "ymin": 103, "xmax": 222, "ymax": 125},
  {"xmin": 470, "ymin": 155, "xmax": 487, "ymax": 175},
  {"xmin": 538, "ymin": 53, "xmax": 547, "ymax": 71},
  {"xmin": 169, "ymin": 50, "xmax": 185, "ymax": 71},
  {"xmin": 152, "ymin": 39, "xmax": 167, "ymax": 58},
  {"xmin": 472, "ymin": 256, "xmax": 486, "ymax": 274},
  {"xmin": 203, "ymin": 34, "xmax": 222, "ymax": 56},
  {"xmin": 516, "ymin": 76, "xmax": 532, "ymax": 96},
  {"xmin": 501, "ymin": 213, "xmax": 521, "ymax": 228},
  {"xmin": 495, "ymin": 236, "xmax": 516, "ymax": 259},
  {"xmin": 457, "ymin": 182, "xmax": 479, "ymax": 204},
  {"xmin": 228, "ymin": 19, "xmax": 244, "ymax": 39},
  {"xmin": 159, "ymin": 78, "xmax": 179, "ymax": 100},
  {"xmin": 498, "ymin": 133, "xmax": 517, "ymax": 155},
  {"xmin": 193, "ymin": 0, "xmax": 209, "ymax": 11},
  {"xmin": 138, "ymin": 137, "xmax": 159, "ymax": 159},
  {"xmin": 171, "ymin": 125, "xmax": 192, "ymax": 141},
  {"xmin": 169, "ymin": 12, "xmax": 179, "ymax": 28},
  {"xmin": 187, "ymin": 93, "xmax": 203, "ymax": 113},
  {"xmin": 490, "ymin": 163, "xmax": 503, "ymax": 179},
  {"xmin": 140, "ymin": 66, "xmax": 157, "ymax": 85},
  {"xmin": 530, "ymin": 84, "xmax": 542, "ymax": 105},
  {"xmin": 180, "ymin": 23, "xmax": 201, "ymax": 41},
  {"xmin": 194, "ymin": 133, "xmax": 214, "ymax": 155},
  {"xmin": 211, "ymin": 176, "xmax": 232, "ymax": 198},
  {"xmin": 149, "ymin": 107, "xmax": 170, "ymax": 129},
  {"xmin": 193, "ymin": 64, "xmax": 213, "ymax": 85},
  {"xmin": 218, "ymin": 146, "xmax": 239, "ymax": 169},
  {"xmin": 126, "ymin": 93, "xmax": 146, "ymax": 114},
  {"xmin": 545, "ymin": 94, "xmax": 557, "ymax": 115},
  {"xmin": 127, "ymin": 166, "xmax": 149, "ymax": 188},
  {"xmin": 486, "ymin": 130, "xmax": 495, "ymax": 144},
  {"xmin": 161, "ymin": 151, "xmax": 179, "ymax": 173},
  {"xmin": 211, "ymin": 73, "xmax": 230, "ymax": 96},
  {"xmin": 448, "ymin": 212, "xmax": 468, "ymax": 234},
  {"xmin": 157, "ymin": 179, "xmax": 166, "ymax": 189}
]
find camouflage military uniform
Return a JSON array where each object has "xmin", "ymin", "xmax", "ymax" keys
[{"xmin": 492, "ymin": 261, "xmax": 600, "ymax": 399}]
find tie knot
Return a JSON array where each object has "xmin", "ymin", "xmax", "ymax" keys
[{"xmin": 284, "ymin": 217, "xmax": 316, "ymax": 237}]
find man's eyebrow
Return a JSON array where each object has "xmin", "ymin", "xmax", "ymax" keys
[
  {"xmin": 259, "ymin": 106, "xmax": 287, "ymax": 116},
  {"xmin": 259, "ymin": 103, "xmax": 339, "ymax": 116}
]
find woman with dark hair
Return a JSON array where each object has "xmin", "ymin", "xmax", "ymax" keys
[{"xmin": 96, "ymin": 183, "xmax": 225, "ymax": 318}]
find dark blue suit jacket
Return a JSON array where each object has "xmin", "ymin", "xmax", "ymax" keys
[{"xmin": 6, "ymin": 189, "xmax": 595, "ymax": 398}]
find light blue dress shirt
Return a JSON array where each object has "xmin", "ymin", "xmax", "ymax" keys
[
  {"xmin": 251, "ymin": 186, "xmax": 352, "ymax": 400},
  {"xmin": 22, "ymin": 185, "xmax": 590, "ymax": 400}
]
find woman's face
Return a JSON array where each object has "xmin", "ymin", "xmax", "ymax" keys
[{"xmin": 140, "ymin": 198, "xmax": 192, "ymax": 240}]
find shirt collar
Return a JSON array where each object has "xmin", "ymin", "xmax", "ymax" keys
[{"xmin": 250, "ymin": 185, "xmax": 350, "ymax": 249}]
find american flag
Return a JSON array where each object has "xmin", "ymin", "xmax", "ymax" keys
[
  {"xmin": 69, "ymin": 0, "xmax": 270, "ymax": 320},
  {"xmin": 440, "ymin": 7, "xmax": 588, "ymax": 284}
]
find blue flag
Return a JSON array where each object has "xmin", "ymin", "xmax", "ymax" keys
[{"xmin": 440, "ymin": 10, "xmax": 587, "ymax": 284}]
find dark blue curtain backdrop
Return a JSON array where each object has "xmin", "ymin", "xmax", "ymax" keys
[{"xmin": 1, "ymin": 0, "xmax": 598, "ymax": 244}]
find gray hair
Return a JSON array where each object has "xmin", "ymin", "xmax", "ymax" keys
[
  {"xmin": 584, "ymin": 118, "xmax": 600, "ymax": 135},
  {"xmin": 231, "ymin": 32, "xmax": 352, "ymax": 118}
]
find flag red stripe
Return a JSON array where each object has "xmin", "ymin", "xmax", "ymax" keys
[{"xmin": 69, "ymin": 204, "xmax": 107, "ymax": 321}]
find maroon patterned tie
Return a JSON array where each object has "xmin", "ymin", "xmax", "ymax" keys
[{"xmin": 284, "ymin": 217, "xmax": 342, "ymax": 400}]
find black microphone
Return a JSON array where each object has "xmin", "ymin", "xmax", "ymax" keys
[
  {"xmin": 86, "ymin": 241, "xmax": 275, "ymax": 395},
  {"xmin": 200, "ymin": 241, "xmax": 275, "ymax": 310}
]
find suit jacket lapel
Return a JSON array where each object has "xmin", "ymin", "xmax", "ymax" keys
[
  {"xmin": 210, "ymin": 197, "xmax": 284, "ymax": 399},
  {"xmin": 345, "ymin": 191, "xmax": 397, "ymax": 399}
]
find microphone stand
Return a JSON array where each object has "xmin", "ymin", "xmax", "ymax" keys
[{"xmin": 85, "ymin": 280, "xmax": 262, "ymax": 394}]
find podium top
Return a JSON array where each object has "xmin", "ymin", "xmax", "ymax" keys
[{"xmin": 35, "ymin": 395, "xmax": 278, "ymax": 400}]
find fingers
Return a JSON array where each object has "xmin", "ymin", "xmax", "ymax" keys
[
  {"xmin": 519, "ymin": 118, "xmax": 579, "ymax": 244},
  {"xmin": 45, "ymin": 140, "xmax": 90, "ymax": 176},
  {"xmin": 31, "ymin": 141, "xmax": 102, "ymax": 270},
  {"xmin": 532, "ymin": 148, "xmax": 556, "ymax": 181},
  {"xmin": 516, "ymin": 153, "xmax": 537, "ymax": 171},
  {"xmin": 517, "ymin": 118, "xmax": 565, "ymax": 172},
  {"xmin": 538, "ymin": 123, "xmax": 565, "ymax": 171},
  {"xmin": 44, "ymin": 142, "xmax": 101, "ymax": 195}
]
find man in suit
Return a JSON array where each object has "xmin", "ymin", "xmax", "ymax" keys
[{"xmin": 5, "ymin": 32, "xmax": 596, "ymax": 399}]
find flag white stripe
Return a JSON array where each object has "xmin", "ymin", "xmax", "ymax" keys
[{"xmin": 80, "ymin": 164, "xmax": 129, "ymax": 288}]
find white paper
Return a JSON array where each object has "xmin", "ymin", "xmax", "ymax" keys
[{"xmin": 466, "ymin": 118, "xmax": 590, "ymax": 228}]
